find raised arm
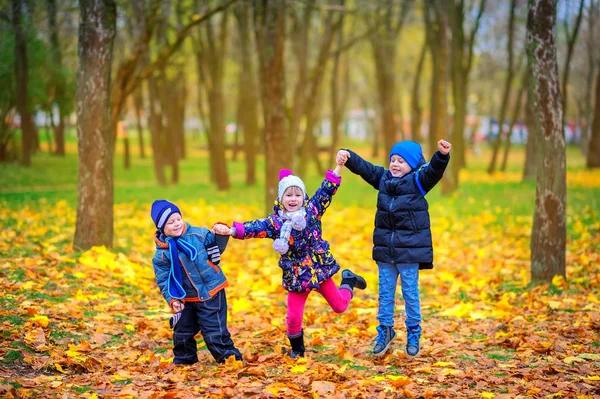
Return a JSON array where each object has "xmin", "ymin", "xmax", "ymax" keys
[
  {"xmin": 417, "ymin": 140, "xmax": 451, "ymax": 193},
  {"xmin": 307, "ymin": 168, "xmax": 342, "ymax": 218},
  {"xmin": 338, "ymin": 149, "xmax": 385, "ymax": 189}
]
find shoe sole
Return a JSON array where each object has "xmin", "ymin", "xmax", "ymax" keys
[
  {"xmin": 406, "ymin": 348, "xmax": 419, "ymax": 358},
  {"xmin": 373, "ymin": 334, "xmax": 396, "ymax": 357},
  {"xmin": 342, "ymin": 270, "xmax": 367, "ymax": 290}
]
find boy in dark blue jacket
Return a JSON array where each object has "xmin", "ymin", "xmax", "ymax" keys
[
  {"xmin": 150, "ymin": 200, "xmax": 242, "ymax": 364},
  {"xmin": 337, "ymin": 139, "xmax": 451, "ymax": 357}
]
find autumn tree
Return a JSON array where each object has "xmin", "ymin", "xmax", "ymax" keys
[
  {"xmin": 410, "ymin": 40, "xmax": 427, "ymax": 144},
  {"xmin": 526, "ymin": 0, "xmax": 566, "ymax": 282},
  {"xmin": 193, "ymin": 0, "xmax": 231, "ymax": 191},
  {"xmin": 560, "ymin": 0, "xmax": 585, "ymax": 121},
  {"xmin": 296, "ymin": 1, "xmax": 344, "ymax": 177},
  {"xmin": 74, "ymin": 0, "xmax": 117, "ymax": 249},
  {"xmin": 447, "ymin": 0, "xmax": 486, "ymax": 176},
  {"xmin": 488, "ymin": 0, "xmax": 518, "ymax": 175},
  {"xmin": 587, "ymin": 66, "xmax": 600, "ymax": 168},
  {"xmin": 47, "ymin": 0, "xmax": 72, "ymax": 157},
  {"xmin": 234, "ymin": 0, "xmax": 260, "ymax": 186},
  {"xmin": 425, "ymin": 0, "xmax": 455, "ymax": 194},
  {"xmin": 11, "ymin": 0, "xmax": 36, "ymax": 166},
  {"xmin": 367, "ymin": 0, "xmax": 411, "ymax": 164},
  {"xmin": 578, "ymin": 0, "xmax": 599, "ymax": 156},
  {"xmin": 254, "ymin": 0, "xmax": 288, "ymax": 214}
]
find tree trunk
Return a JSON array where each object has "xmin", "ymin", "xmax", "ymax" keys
[
  {"xmin": 410, "ymin": 41, "xmax": 426, "ymax": 143},
  {"xmin": 426, "ymin": 0, "xmax": 454, "ymax": 194},
  {"xmin": 369, "ymin": 1, "xmax": 410, "ymax": 164},
  {"xmin": 527, "ymin": 0, "xmax": 566, "ymax": 283},
  {"xmin": 47, "ymin": 0, "xmax": 66, "ymax": 157},
  {"xmin": 488, "ymin": 0, "xmax": 517, "ymax": 175},
  {"xmin": 329, "ymin": 24, "xmax": 349, "ymax": 166},
  {"xmin": 587, "ymin": 66, "xmax": 600, "ymax": 168},
  {"xmin": 371, "ymin": 39, "xmax": 399, "ymax": 164},
  {"xmin": 12, "ymin": 0, "xmax": 35, "ymax": 166},
  {"xmin": 74, "ymin": 0, "xmax": 117, "ymax": 250},
  {"xmin": 234, "ymin": 1, "xmax": 259, "ymax": 185},
  {"xmin": 288, "ymin": 0, "xmax": 314, "ymax": 168},
  {"xmin": 254, "ymin": 0, "xmax": 288, "ymax": 214},
  {"xmin": 194, "ymin": 3, "xmax": 230, "ymax": 191},
  {"xmin": 580, "ymin": 0, "xmax": 599, "ymax": 156},
  {"xmin": 297, "ymin": 9, "xmax": 342, "ymax": 177},
  {"xmin": 425, "ymin": 0, "xmax": 445, "ymax": 156},
  {"xmin": 133, "ymin": 88, "xmax": 145, "ymax": 159},
  {"xmin": 147, "ymin": 75, "xmax": 167, "ymax": 186},
  {"xmin": 501, "ymin": 71, "xmax": 527, "ymax": 171},
  {"xmin": 522, "ymin": 92, "xmax": 536, "ymax": 180},
  {"xmin": 447, "ymin": 0, "xmax": 485, "ymax": 170},
  {"xmin": 561, "ymin": 0, "xmax": 585, "ymax": 121}
]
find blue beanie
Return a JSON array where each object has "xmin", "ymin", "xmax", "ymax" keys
[
  {"xmin": 151, "ymin": 200, "xmax": 181, "ymax": 233},
  {"xmin": 389, "ymin": 141, "xmax": 425, "ymax": 169}
]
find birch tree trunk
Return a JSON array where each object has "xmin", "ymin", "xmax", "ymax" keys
[
  {"xmin": 527, "ymin": 0, "xmax": 566, "ymax": 283},
  {"xmin": 74, "ymin": 0, "xmax": 117, "ymax": 249}
]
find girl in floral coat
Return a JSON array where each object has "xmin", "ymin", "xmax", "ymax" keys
[{"xmin": 213, "ymin": 164, "xmax": 366, "ymax": 358}]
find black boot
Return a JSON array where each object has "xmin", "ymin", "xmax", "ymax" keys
[
  {"xmin": 340, "ymin": 269, "xmax": 367, "ymax": 291},
  {"xmin": 288, "ymin": 330, "xmax": 305, "ymax": 358}
]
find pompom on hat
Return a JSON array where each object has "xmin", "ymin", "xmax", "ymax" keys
[
  {"xmin": 389, "ymin": 141, "xmax": 426, "ymax": 169},
  {"xmin": 151, "ymin": 200, "xmax": 181, "ymax": 233},
  {"xmin": 277, "ymin": 169, "xmax": 306, "ymax": 202}
]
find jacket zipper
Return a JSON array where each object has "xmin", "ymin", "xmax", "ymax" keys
[
  {"xmin": 409, "ymin": 210, "xmax": 418, "ymax": 232},
  {"xmin": 389, "ymin": 196, "xmax": 396, "ymax": 257}
]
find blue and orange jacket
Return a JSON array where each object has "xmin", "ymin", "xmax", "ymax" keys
[{"xmin": 152, "ymin": 223, "xmax": 228, "ymax": 307}]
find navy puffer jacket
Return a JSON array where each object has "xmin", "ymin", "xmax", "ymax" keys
[{"xmin": 344, "ymin": 149, "xmax": 449, "ymax": 269}]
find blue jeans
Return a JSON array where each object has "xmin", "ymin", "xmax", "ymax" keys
[
  {"xmin": 377, "ymin": 262, "xmax": 421, "ymax": 329},
  {"xmin": 173, "ymin": 289, "xmax": 242, "ymax": 364}
]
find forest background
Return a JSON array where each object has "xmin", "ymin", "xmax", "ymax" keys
[{"xmin": 0, "ymin": 0, "xmax": 599, "ymax": 398}]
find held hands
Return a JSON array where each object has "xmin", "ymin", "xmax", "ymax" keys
[
  {"xmin": 336, "ymin": 150, "xmax": 351, "ymax": 165},
  {"xmin": 172, "ymin": 300, "xmax": 184, "ymax": 312},
  {"xmin": 212, "ymin": 223, "xmax": 233, "ymax": 236},
  {"xmin": 438, "ymin": 140, "xmax": 452, "ymax": 155}
]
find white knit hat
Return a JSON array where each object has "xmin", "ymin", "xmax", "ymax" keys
[{"xmin": 278, "ymin": 169, "xmax": 306, "ymax": 202}]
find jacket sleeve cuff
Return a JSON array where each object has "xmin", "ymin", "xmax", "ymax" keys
[
  {"xmin": 232, "ymin": 221, "xmax": 245, "ymax": 239},
  {"xmin": 326, "ymin": 170, "xmax": 342, "ymax": 185}
]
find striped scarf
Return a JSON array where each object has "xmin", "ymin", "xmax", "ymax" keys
[{"xmin": 165, "ymin": 236, "xmax": 198, "ymax": 299}]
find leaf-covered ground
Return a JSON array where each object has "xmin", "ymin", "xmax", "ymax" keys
[{"xmin": 1, "ymin": 172, "xmax": 600, "ymax": 398}]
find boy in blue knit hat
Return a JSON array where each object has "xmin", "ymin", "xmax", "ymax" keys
[
  {"xmin": 337, "ymin": 139, "xmax": 451, "ymax": 357},
  {"xmin": 150, "ymin": 200, "xmax": 242, "ymax": 364}
]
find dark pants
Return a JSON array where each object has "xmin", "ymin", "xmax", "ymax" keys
[{"xmin": 173, "ymin": 289, "xmax": 242, "ymax": 364}]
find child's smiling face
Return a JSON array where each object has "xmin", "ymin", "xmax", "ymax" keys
[
  {"xmin": 163, "ymin": 213, "xmax": 184, "ymax": 237},
  {"xmin": 389, "ymin": 154, "xmax": 412, "ymax": 177},
  {"xmin": 282, "ymin": 186, "xmax": 304, "ymax": 213}
]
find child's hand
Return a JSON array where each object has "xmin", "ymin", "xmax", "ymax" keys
[
  {"xmin": 172, "ymin": 300, "xmax": 184, "ymax": 312},
  {"xmin": 212, "ymin": 223, "xmax": 232, "ymax": 236},
  {"xmin": 336, "ymin": 150, "xmax": 350, "ymax": 165},
  {"xmin": 438, "ymin": 140, "xmax": 452, "ymax": 155}
]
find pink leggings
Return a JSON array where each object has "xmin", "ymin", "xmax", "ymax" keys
[{"xmin": 286, "ymin": 278, "xmax": 352, "ymax": 335}]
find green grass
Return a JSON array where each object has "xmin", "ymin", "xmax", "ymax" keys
[{"xmin": 1, "ymin": 138, "xmax": 599, "ymax": 227}]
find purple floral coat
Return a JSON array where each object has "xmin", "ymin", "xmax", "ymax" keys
[{"xmin": 232, "ymin": 170, "xmax": 342, "ymax": 292}]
